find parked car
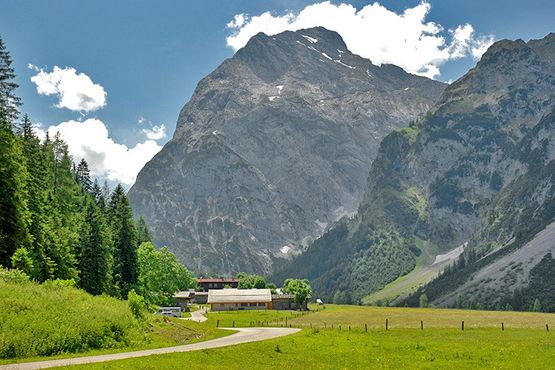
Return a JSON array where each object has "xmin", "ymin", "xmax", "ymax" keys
[{"xmin": 154, "ymin": 307, "xmax": 182, "ymax": 317}]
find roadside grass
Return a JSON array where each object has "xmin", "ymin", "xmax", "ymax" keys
[
  {"xmin": 0, "ymin": 275, "xmax": 232, "ymax": 365},
  {"xmin": 63, "ymin": 327, "xmax": 554, "ymax": 369},
  {"xmin": 0, "ymin": 316, "xmax": 231, "ymax": 366}
]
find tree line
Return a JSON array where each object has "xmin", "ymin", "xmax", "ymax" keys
[{"xmin": 0, "ymin": 35, "xmax": 192, "ymax": 304}]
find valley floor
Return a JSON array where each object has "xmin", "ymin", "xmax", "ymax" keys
[{"xmin": 61, "ymin": 305, "xmax": 555, "ymax": 369}]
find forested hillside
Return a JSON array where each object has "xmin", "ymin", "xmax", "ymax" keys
[{"xmin": 0, "ymin": 35, "xmax": 192, "ymax": 302}]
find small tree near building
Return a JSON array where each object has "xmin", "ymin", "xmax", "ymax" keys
[{"xmin": 283, "ymin": 278, "xmax": 312, "ymax": 310}]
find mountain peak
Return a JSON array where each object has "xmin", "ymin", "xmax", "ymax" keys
[{"xmin": 234, "ymin": 27, "xmax": 350, "ymax": 81}]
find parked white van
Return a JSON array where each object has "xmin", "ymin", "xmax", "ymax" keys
[{"xmin": 154, "ymin": 307, "xmax": 181, "ymax": 317}]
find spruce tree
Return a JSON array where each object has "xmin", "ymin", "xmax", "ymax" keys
[
  {"xmin": 0, "ymin": 36, "xmax": 22, "ymax": 125},
  {"xmin": 137, "ymin": 216, "xmax": 152, "ymax": 245},
  {"xmin": 110, "ymin": 184, "xmax": 138, "ymax": 298},
  {"xmin": 0, "ymin": 112, "xmax": 31, "ymax": 265},
  {"xmin": 76, "ymin": 158, "xmax": 93, "ymax": 193},
  {"xmin": 19, "ymin": 113, "xmax": 51, "ymax": 280},
  {"xmin": 79, "ymin": 199, "xmax": 112, "ymax": 295}
]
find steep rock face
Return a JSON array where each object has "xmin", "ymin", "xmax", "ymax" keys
[
  {"xmin": 129, "ymin": 27, "xmax": 445, "ymax": 275},
  {"xmin": 274, "ymin": 34, "xmax": 555, "ymax": 304}
]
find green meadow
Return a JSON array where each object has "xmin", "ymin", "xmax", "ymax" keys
[{"xmin": 62, "ymin": 304, "xmax": 554, "ymax": 369}]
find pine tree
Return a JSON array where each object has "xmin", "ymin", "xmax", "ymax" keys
[
  {"xmin": 110, "ymin": 184, "xmax": 138, "ymax": 298},
  {"xmin": 79, "ymin": 199, "xmax": 112, "ymax": 295},
  {"xmin": 76, "ymin": 158, "xmax": 93, "ymax": 193},
  {"xmin": 0, "ymin": 112, "xmax": 31, "ymax": 265},
  {"xmin": 137, "ymin": 216, "xmax": 152, "ymax": 245},
  {"xmin": 0, "ymin": 36, "xmax": 22, "ymax": 125},
  {"xmin": 19, "ymin": 113, "xmax": 51, "ymax": 280}
]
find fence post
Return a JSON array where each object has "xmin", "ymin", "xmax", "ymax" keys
[
  {"xmin": 386, "ymin": 319, "xmax": 388, "ymax": 330},
  {"xmin": 233, "ymin": 320, "xmax": 235, "ymax": 328},
  {"xmin": 547, "ymin": 324, "xmax": 549, "ymax": 332},
  {"xmin": 217, "ymin": 319, "xmax": 219, "ymax": 328},
  {"xmin": 461, "ymin": 321, "xmax": 464, "ymax": 331},
  {"xmin": 501, "ymin": 322, "xmax": 504, "ymax": 331},
  {"xmin": 349, "ymin": 325, "xmax": 351, "ymax": 332},
  {"xmin": 365, "ymin": 323, "xmax": 368, "ymax": 333},
  {"xmin": 421, "ymin": 320, "xmax": 423, "ymax": 330}
]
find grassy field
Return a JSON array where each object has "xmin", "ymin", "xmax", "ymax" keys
[
  {"xmin": 61, "ymin": 305, "xmax": 554, "ymax": 369},
  {"xmin": 65, "ymin": 328, "xmax": 553, "ymax": 369},
  {"xmin": 289, "ymin": 304, "xmax": 554, "ymax": 329},
  {"xmin": 0, "ymin": 274, "xmax": 231, "ymax": 365}
]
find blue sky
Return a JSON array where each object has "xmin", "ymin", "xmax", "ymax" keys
[{"xmin": 1, "ymin": 0, "xmax": 553, "ymax": 185}]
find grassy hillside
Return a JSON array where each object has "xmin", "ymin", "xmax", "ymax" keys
[
  {"xmin": 65, "ymin": 305, "xmax": 555, "ymax": 369},
  {"xmin": 0, "ymin": 270, "xmax": 228, "ymax": 361}
]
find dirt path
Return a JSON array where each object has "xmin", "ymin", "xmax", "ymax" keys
[
  {"xmin": 0, "ymin": 327, "xmax": 300, "ymax": 370},
  {"xmin": 181, "ymin": 308, "xmax": 208, "ymax": 323}
]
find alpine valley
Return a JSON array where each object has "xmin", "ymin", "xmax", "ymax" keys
[
  {"xmin": 131, "ymin": 27, "xmax": 554, "ymax": 311},
  {"xmin": 129, "ymin": 27, "xmax": 445, "ymax": 275},
  {"xmin": 273, "ymin": 32, "xmax": 555, "ymax": 310}
]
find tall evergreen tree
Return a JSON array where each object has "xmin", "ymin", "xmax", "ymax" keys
[
  {"xmin": 137, "ymin": 216, "xmax": 152, "ymax": 245},
  {"xmin": 110, "ymin": 184, "xmax": 138, "ymax": 297},
  {"xmin": 19, "ymin": 113, "xmax": 52, "ymax": 279},
  {"xmin": 76, "ymin": 158, "xmax": 92, "ymax": 193},
  {"xmin": 79, "ymin": 199, "xmax": 112, "ymax": 295},
  {"xmin": 0, "ymin": 36, "xmax": 21, "ymax": 125},
  {"xmin": 0, "ymin": 112, "xmax": 31, "ymax": 266}
]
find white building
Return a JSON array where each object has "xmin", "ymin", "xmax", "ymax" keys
[{"xmin": 207, "ymin": 288, "xmax": 272, "ymax": 311}]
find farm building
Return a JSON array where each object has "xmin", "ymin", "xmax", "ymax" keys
[
  {"xmin": 173, "ymin": 290, "xmax": 194, "ymax": 310},
  {"xmin": 271, "ymin": 294, "xmax": 305, "ymax": 310},
  {"xmin": 197, "ymin": 278, "xmax": 239, "ymax": 291},
  {"xmin": 208, "ymin": 288, "xmax": 272, "ymax": 311}
]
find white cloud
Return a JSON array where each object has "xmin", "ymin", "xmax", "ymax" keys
[
  {"xmin": 36, "ymin": 119, "xmax": 162, "ymax": 186},
  {"xmin": 30, "ymin": 66, "xmax": 107, "ymax": 112},
  {"xmin": 227, "ymin": 13, "xmax": 246, "ymax": 29},
  {"xmin": 142, "ymin": 124, "xmax": 166, "ymax": 140},
  {"xmin": 226, "ymin": 1, "xmax": 495, "ymax": 79}
]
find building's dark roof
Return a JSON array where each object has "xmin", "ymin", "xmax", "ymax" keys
[{"xmin": 174, "ymin": 291, "xmax": 192, "ymax": 299}]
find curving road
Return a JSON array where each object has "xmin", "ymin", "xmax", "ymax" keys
[{"xmin": 0, "ymin": 327, "xmax": 300, "ymax": 370}]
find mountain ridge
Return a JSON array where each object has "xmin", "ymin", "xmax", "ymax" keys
[
  {"xmin": 129, "ymin": 26, "xmax": 445, "ymax": 275},
  {"xmin": 272, "ymin": 32, "xmax": 555, "ymax": 307}
]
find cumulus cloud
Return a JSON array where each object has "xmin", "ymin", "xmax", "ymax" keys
[
  {"xmin": 30, "ymin": 66, "xmax": 107, "ymax": 112},
  {"xmin": 35, "ymin": 119, "xmax": 162, "ymax": 186},
  {"xmin": 226, "ymin": 1, "xmax": 495, "ymax": 78},
  {"xmin": 142, "ymin": 124, "xmax": 166, "ymax": 140}
]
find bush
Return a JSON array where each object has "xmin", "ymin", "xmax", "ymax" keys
[{"xmin": 128, "ymin": 289, "xmax": 147, "ymax": 320}]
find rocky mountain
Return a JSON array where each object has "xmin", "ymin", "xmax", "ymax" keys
[
  {"xmin": 128, "ymin": 27, "xmax": 445, "ymax": 275},
  {"xmin": 273, "ymin": 33, "xmax": 555, "ymax": 309}
]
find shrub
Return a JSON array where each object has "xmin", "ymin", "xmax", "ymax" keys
[{"xmin": 128, "ymin": 289, "xmax": 147, "ymax": 320}]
